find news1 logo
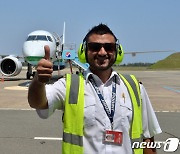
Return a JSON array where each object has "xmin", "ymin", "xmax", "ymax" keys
[
  {"xmin": 163, "ymin": 138, "xmax": 179, "ymax": 152},
  {"xmin": 132, "ymin": 137, "xmax": 179, "ymax": 152}
]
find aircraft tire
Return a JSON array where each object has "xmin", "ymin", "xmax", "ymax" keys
[{"xmin": 26, "ymin": 72, "xmax": 31, "ymax": 80}]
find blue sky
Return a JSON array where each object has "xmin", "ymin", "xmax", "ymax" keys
[{"xmin": 0, "ymin": 0, "xmax": 179, "ymax": 64}]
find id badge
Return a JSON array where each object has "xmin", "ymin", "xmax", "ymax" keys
[{"xmin": 104, "ymin": 130, "xmax": 123, "ymax": 145}]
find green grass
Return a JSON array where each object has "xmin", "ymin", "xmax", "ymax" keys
[
  {"xmin": 149, "ymin": 52, "xmax": 180, "ymax": 70},
  {"xmin": 113, "ymin": 66, "xmax": 148, "ymax": 71},
  {"xmin": 113, "ymin": 52, "xmax": 180, "ymax": 71}
]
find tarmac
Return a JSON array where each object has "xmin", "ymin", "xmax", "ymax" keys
[{"xmin": 0, "ymin": 68, "xmax": 180, "ymax": 154}]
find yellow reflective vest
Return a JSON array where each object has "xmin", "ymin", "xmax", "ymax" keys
[{"xmin": 62, "ymin": 73, "xmax": 143, "ymax": 154}]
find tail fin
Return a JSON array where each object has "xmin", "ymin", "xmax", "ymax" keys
[{"xmin": 62, "ymin": 22, "xmax": 65, "ymax": 44}]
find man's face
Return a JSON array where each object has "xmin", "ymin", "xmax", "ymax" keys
[{"xmin": 86, "ymin": 33, "xmax": 116, "ymax": 71}]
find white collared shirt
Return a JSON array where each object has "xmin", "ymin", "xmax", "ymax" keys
[{"xmin": 37, "ymin": 69, "xmax": 162, "ymax": 154}]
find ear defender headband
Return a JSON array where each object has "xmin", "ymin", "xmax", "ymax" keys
[{"xmin": 78, "ymin": 41, "xmax": 124, "ymax": 64}]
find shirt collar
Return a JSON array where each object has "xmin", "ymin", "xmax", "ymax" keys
[{"xmin": 83, "ymin": 68, "xmax": 120, "ymax": 85}]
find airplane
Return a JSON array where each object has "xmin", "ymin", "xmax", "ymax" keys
[
  {"xmin": 0, "ymin": 23, "xmax": 68, "ymax": 79},
  {"xmin": 0, "ymin": 30, "xmax": 66, "ymax": 79},
  {"xmin": 0, "ymin": 22, "xmax": 90, "ymax": 80},
  {"xmin": 22, "ymin": 29, "xmax": 66, "ymax": 79}
]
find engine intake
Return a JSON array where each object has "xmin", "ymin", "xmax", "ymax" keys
[{"xmin": 0, "ymin": 56, "xmax": 22, "ymax": 76}]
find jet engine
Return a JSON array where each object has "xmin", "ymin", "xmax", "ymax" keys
[{"xmin": 0, "ymin": 56, "xmax": 22, "ymax": 76}]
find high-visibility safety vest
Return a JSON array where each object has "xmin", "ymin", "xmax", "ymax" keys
[{"xmin": 62, "ymin": 73, "xmax": 143, "ymax": 154}]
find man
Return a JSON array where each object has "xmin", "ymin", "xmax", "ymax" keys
[{"xmin": 28, "ymin": 24, "xmax": 162, "ymax": 154}]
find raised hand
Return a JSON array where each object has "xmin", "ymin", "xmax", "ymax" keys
[{"xmin": 36, "ymin": 45, "xmax": 53, "ymax": 83}]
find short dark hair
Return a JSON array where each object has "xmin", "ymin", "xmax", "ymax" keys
[{"xmin": 83, "ymin": 23, "xmax": 117, "ymax": 42}]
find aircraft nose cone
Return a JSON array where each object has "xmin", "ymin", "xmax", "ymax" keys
[{"xmin": 22, "ymin": 42, "xmax": 45, "ymax": 57}]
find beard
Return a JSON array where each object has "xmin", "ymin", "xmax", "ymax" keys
[{"xmin": 88, "ymin": 55, "xmax": 115, "ymax": 71}]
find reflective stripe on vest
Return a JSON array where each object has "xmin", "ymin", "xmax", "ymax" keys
[
  {"xmin": 62, "ymin": 73, "xmax": 84, "ymax": 154},
  {"xmin": 119, "ymin": 74, "xmax": 143, "ymax": 154}
]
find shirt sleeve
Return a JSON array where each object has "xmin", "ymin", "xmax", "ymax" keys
[
  {"xmin": 140, "ymin": 84, "xmax": 162, "ymax": 138},
  {"xmin": 36, "ymin": 78, "xmax": 66, "ymax": 119}
]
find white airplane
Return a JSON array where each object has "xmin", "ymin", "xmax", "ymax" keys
[
  {"xmin": 0, "ymin": 22, "xmax": 91, "ymax": 79},
  {"xmin": 0, "ymin": 25, "xmax": 66, "ymax": 79},
  {"xmin": 22, "ymin": 30, "xmax": 66, "ymax": 79}
]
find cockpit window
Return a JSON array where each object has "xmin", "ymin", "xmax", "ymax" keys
[
  {"xmin": 47, "ymin": 36, "xmax": 53, "ymax": 42},
  {"xmin": 36, "ymin": 35, "xmax": 48, "ymax": 41},
  {"xmin": 26, "ymin": 35, "xmax": 49, "ymax": 41},
  {"xmin": 26, "ymin": 35, "xmax": 36, "ymax": 41}
]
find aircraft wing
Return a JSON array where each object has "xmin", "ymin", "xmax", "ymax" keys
[
  {"xmin": 0, "ymin": 54, "xmax": 23, "ymax": 59},
  {"xmin": 0, "ymin": 55, "xmax": 9, "ymax": 59},
  {"xmin": 124, "ymin": 50, "xmax": 175, "ymax": 56}
]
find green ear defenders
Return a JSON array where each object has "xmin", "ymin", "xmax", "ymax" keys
[
  {"xmin": 78, "ymin": 42, "xmax": 124, "ymax": 64},
  {"xmin": 78, "ymin": 43, "xmax": 87, "ymax": 64},
  {"xmin": 114, "ymin": 44, "xmax": 124, "ymax": 65}
]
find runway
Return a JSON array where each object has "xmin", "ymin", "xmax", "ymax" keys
[
  {"xmin": 1, "ymin": 69, "xmax": 180, "ymax": 111},
  {"xmin": 0, "ymin": 69, "xmax": 180, "ymax": 153}
]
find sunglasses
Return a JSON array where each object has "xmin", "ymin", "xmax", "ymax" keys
[{"xmin": 87, "ymin": 42, "xmax": 116, "ymax": 52}]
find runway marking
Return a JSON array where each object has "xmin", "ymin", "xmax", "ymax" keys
[
  {"xmin": 4, "ymin": 86, "xmax": 28, "ymax": 91},
  {"xmin": 155, "ymin": 110, "xmax": 180, "ymax": 113},
  {"xmin": 34, "ymin": 137, "xmax": 62, "ymax": 141},
  {"xmin": 163, "ymin": 86, "xmax": 180, "ymax": 93},
  {"xmin": 0, "ymin": 108, "xmax": 34, "ymax": 111}
]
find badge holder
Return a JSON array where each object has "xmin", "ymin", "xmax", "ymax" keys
[{"xmin": 104, "ymin": 130, "xmax": 123, "ymax": 145}]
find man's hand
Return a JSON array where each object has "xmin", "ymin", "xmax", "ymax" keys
[
  {"xmin": 143, "ymin": 137, "xmax": 157, "ymax": 154},
  {"xmin": 36, "ymin": 45, "xmax": 53, "ymax": 83}
]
